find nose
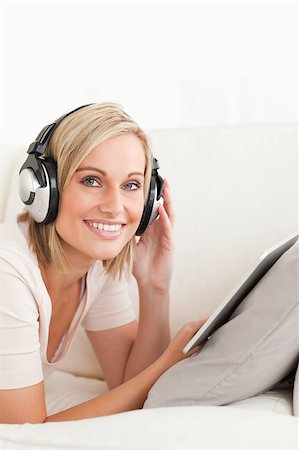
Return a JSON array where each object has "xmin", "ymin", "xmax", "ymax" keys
[{"xmin": 97, "ymin": 187, "xmax": 124, "ymax": 217}]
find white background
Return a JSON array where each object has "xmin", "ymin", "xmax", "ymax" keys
[
  {"xmin": 0, "ymin": 1, "xmax": 297, "ymax": 136},
  {"xmin": 0, "ymin": 1, "xmax": 297, "ymax": 216}
]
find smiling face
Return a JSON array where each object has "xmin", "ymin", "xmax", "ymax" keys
[{"xmin": 55, "ymin": 133, "xmax": 146, "ymax": 267}]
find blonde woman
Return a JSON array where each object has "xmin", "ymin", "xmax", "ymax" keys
[{"xmin": 0, "ymin": 103, "xmax": 204, "ymax": 424}]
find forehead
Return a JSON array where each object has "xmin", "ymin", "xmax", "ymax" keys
[{"xmin": 81, "ymin": 133, "xmax": 146, "ymax": 172}]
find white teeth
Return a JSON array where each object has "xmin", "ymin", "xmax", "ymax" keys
[{"xmin": 88, "ymin": 222, "xmax": 122, "ymax": 232}]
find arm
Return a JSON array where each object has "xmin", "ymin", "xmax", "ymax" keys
[
  {"xmin": 87, "ymin": 288, "xmax": 170, "ymax": 389},
  {"xmin": 88, "ymin": 181, "xmax": 174, "ymax": 387},
  {"xmin": 0, "ymin": 320, "xmax": 204, "ymax": 423},
  {"xmin": 122, "ymin": 286, "xmax": 170, "ymax": 381},
  {"xmin": 124, "ymin": 180, "xmax": 174, "ymax": 379},
  {"xmin": 46, "ymin": 320, "xmax": 204, "ymax": 422}
]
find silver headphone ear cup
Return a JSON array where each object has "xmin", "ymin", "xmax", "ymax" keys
[
  {"xmin": 148, "ymin": 191, "xmax": 164, "ymax": 227},
  {"xmin": 26, "ymin": 165, "xmax": 51, "ymax": 223},
  {"xmin": 19, "ymin": 168, "xmax": 40, "ymax": 204},
  {"xmin": 19, "ymin": 105, "xmax": 90, "ymax": 224},
  {"xmin": 19, "ymin": 160, "xmax": 58, "ymax": 224}
]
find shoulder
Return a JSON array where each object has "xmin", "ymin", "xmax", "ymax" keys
[
  {"xmin": 85, "ymin": 262, "xmax": 131, "ymax": 310},
  {"xmin": 86, "ymin": 261, "xmax": 130, "ymax": 293},
  {"xmin": 0, "ymin": 219, "xmax": 30, "ymax": 254},
  {"xmin": 0, "ymin": 219, "xmax": 41, "ymax": 284},
  {"xmin": 82, "ymin": 264, "xmax": 135, "ymax": 331}
]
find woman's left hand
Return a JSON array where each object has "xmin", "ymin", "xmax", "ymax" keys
[{"xmin": 133, "ymin": 179, "xmax": 175, "ymax": 293}]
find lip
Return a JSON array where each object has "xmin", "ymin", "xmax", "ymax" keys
[
  {"xmin": 84, "ymin": 219, "xmax": 126, "ymax": 225},
  {"xmin": 84, "ymin": 220, "xmax": 125, "ymax": 240}
]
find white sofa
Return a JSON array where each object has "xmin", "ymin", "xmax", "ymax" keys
[{"xmin": 0, "ymin": 124, "xmax": 298, "ymax": 449}]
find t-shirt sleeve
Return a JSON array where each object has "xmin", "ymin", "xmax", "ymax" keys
[
  {"xmin": 0, "ymin": 258, "xmax": 43, "ymax": 389},
  {"xmin": 81, "ymin": 271, "xmax": 136, "ymax": 332}
]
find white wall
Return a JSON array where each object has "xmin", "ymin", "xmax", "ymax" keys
[
  {"xmin": 1, "ymin": 2, "xmax": 297, "ymax": 135},
  {"xmin": 0, "ymin": 1, "xmax": 297, "ymax": 218}
]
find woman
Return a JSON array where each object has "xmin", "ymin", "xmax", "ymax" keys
[{"xmin": 0, "ymin": 103, "xmax": 204, "ymax": 423}]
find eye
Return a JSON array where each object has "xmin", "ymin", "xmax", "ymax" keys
[
  {"xmin": 123, "ymin": 181, "xmax": 141, "ymax": 191},
  {"xmin": 81, "ymin": 176, "xmax": 101, "ymax": 188}
]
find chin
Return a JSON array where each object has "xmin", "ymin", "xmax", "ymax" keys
[{"xmin": 89, "ymin": 243, "xmax": 128, "ymax": 262}]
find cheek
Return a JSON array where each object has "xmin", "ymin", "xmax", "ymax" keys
[
  {"xmin": 58, "ymin": 186, "xmax": 92, "ymax": 217},
  {"xmin": 131, "ymin": 196, "xmax": 145, "ymax": 222},
  {"xmin": 55, "ymin": 189, "xmax": 84, "ymax": 229}
]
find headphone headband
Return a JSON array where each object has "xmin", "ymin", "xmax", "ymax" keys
[{"xmin": 27, "ymin": 104, "xmax": 94, "ymax": 156}]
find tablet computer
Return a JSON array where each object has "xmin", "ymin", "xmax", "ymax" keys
[{"xmin": 183, "ymin": 232, "xmax": 299, "ymax": 354}]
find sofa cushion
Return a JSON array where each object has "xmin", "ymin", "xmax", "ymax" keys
[
  {"xmin": 0, "ymin": 399, "xmax": 297, "ymax": 450},
  {"xmin": 44, "ymin": 370, "xmax": 293, "ymax": 417},
  {"xmin": 144, "ymin": 241, "xmax": 299, "ymax": 408}
]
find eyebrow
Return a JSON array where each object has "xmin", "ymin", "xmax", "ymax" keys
[{"xmin": 75, "ymin": 166, "xmax": 144, "ymax": 178}]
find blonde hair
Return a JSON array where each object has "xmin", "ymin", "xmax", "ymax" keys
[{"xmin": 18, "ymin": 103, "xmax": 152, "ymax": 278}]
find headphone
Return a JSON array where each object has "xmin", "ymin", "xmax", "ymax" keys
[{"xmin": 18, "ymin": 105, "xmax": 164, "ymax": 236}]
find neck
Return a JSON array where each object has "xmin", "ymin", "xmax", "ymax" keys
[
  {"xmin": 40, "ymin": 263, "xmax": 84, "ymax": 296},
  {"xmin": 39, "ymin": 242, "xmax": 96, "ymax": 297}
]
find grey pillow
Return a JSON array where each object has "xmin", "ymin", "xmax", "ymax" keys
[{"xmin": 144, "ymin": 241, "xmax": 299, "ymax": 408}]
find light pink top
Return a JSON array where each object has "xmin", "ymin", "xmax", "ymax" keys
[{"xmin": 0, "ymin": 220, "xmax": 135, "ymax": 389}]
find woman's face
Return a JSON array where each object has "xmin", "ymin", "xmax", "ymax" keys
[{"xmin": 55, "ymin": 133, "xmax": 146, "ymax": 266}]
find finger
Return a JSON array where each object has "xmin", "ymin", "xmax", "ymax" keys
[
  {"xmin": 185, "ymin": 342, "xmax": 205, "ymax": 357},
  {"xmin": 181, "ymin": 318, "xmax": 208, "ymax": 341},
  {"xmin": 189, "ymin": 318, "xmax": 209, "ymax": 332},
  {"xmin": 161, "ymin": 180, "xmax": 175, "ymax": 227},
  {"xmin": 157, "ymin": 204, "xmax": 173, "ymax": 238}
]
